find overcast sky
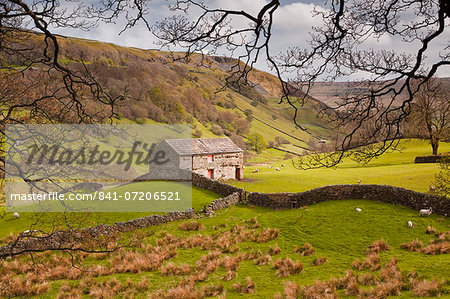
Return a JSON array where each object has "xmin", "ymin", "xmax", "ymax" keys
[{"xmin": 50, "ymin": 0, "xmax": 450, "ymax": 80}]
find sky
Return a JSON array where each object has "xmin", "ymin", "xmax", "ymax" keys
[{"xmin": 49, "ymin": 0, "xmax": 450, "ymax": 80}]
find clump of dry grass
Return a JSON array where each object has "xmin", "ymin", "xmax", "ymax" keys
[
  {"xmin": 410, "ymin": 278, "xmax": 443, "ymax": 297},
  {"xmin": 342, "ymin": 271, "xmax": 360, "ymax": 296},
  {"xmin": 352, "ymin": 253, "xmax": 381, "ymax": 271},
  {"xmin": 371, "ymin": 281, "xmax": 403, "ymax": 297},
  {"xmin": 56, "ymin": 284, "xmax": 81, "ymax": 299},
  {"xmin": 88, "ymin": 277, "xmax": 123, "ymax": 299},
  {"xmin": 200, "ymin": 283, "xmax": 225, "ymax": 297},
  {"xmin": 400, "ymin": 239, "xmax": 424, "ymax": 252},
  {"xmin": 294, "ymin": 243, "xmax": 315, "ymax": 256},
  {"xmin": 255, "ymin": 228, "xmax": 279, "ymax": 243},
  {"xmin": 232, "ymin": 277, "xmax": 255, "ymax": 294},
  {"xmin": 151, "ymin": 284, "xmax": 200, "ymax": 299},
  {"xmin": 222, "ymin": 270, "xmax": 237, "ymax": 281},
  {"xmin": 243, "ymin": 249, "xmax": 263, "ymax": 260},
  {"xmin": 254, "ymin": 253, "xmax": 272, "ymax": 265},
  {"xmin": 268, "ymin": 244, "xmax": 281, "ymax": 256},
  {"xmin": 380, "ymin": 258, "xmax": 404, "ymax": 283},
  {"xmin": 312, "ymin": 256, "xmax": 328, "ymax": 266},
  {"xmin": 273, "ymin": 258, "xmax": 303, "ymax": 277},
  {"xmin": 421, "ymin": 242, "xmax": 450, "ymax": 255},
  {"xmin": 366, "ymin": 240, "xmax": 391, "ymax": 254},
  {"xmin": 300, "ymin": 280, "xmax": 337, "ymax": 298},
  {"xmin": 283, "ymin": 281, "xmax": 300, "ymax": 299},
  {"xmin": 179, "ymin": 221, "xmax": 205, "ymax": 231},
  {"xmin": 222, "ymin": 255, "xmax": 242, "ymax": 271},
  {"xmin": 359, "ymin": 273, "xmax": 378, "ymax": 286},
  {"xmin": 161, "ymin": 262, "xmax": 191, "ymax": 276},
  {"xmin": 137, "ymin": 277, "xmax": 149, "ymax": 291}
]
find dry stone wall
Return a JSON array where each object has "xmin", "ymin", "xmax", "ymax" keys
[
  {"xmin": 0, "ymin": 210, "xmax": 195, "ymax": 259},
  {"xmin": 247, "ymin": 184, "xmax": 449, "ymax": 216}
]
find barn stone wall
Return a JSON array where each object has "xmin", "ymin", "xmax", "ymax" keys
[
  {"xmin": 247, "ymin": 184, "xmax": 449, "ymax": 216},
  {"xmin": 192, "ymin": 152, "xmax": 243, "ymax": 180}
]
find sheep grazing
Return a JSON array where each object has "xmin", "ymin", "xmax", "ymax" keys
[
  {"xmin": 407, "ymin": 221, "xmax": 414, "ymax": 228},
  {"xmin": 281, "ymin": 164, "xmax": 285, "ymax": 167},
  {"xmin": 13, "ymin": 212, "xmax": 19, "ymax": 219},
  {"xmin": 268, "ymin": 165, "xmax": 273, "ymax": 169},
  {"xmin": 355, "ymin": 207, "xmax": 362, "ymax": 212},
  {"xmin": 252, "ymin": 168, "xmax": 259, "ymax": 173},
  {"xmin": 419, "ymin": 208, "xmax": 433, "ymax": 216},
  {"xmin": 429, "ymin": 186, "xmax": 437, "ymax": 193},
  {"xmin": 275, "ymin": 167, "xmax": 280, "ymax": 171},
  {"xmin": 358, "ymin": 180, "xmax": 362, "ymax": 184}
]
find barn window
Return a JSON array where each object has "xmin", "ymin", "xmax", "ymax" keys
[{"xmin": 207, "ymin": 154, "xmax": 213, "ymax": 162}]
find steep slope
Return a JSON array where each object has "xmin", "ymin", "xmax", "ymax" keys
[{"xmin": 4, "ymin": 31, "xmax": 335, "ymax": 153}]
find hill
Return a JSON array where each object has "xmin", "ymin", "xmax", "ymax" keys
[
  {"xmin": 309, "ymin": 78, "xmax": 450, "ymax": 107},
  {"xmin": 3, "ymin": 30, "xmax": 334, "ymax": 154}
]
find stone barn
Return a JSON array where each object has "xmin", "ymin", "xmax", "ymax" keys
[{"xmin": 164, "ymin": 137, "xmax": 244, "ymax": 180}]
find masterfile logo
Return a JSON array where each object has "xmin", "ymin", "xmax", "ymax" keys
[{"xmin": 5, "ymin": 124, "xmax": 192, "ymax": 213}]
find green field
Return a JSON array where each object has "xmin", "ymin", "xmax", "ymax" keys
[
  {"xmin": 232, "ymin": 139, "xmax": 450, "ymax": 193},
  {"xmin": 0, "ymin": 138, "xmax": 449, "ymax": 298},
  {"xmin": 0, "ymin": 186, "xmax": 220, "ymax": 242},
  {"xmin": 1, "ymin": 200, "xmax": 448, "ymax": 297}
]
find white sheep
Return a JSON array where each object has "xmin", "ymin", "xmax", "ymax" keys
[
  {"xmin": 268, "ymin": 165, "xmax": 273, "ymax": 169},
  {"xmin": 355, "ymin": 207, "xmax": 362, "ymax": 212},
  {"xmin": 419, "ymin": 208, "xmax": 433, "ymax": 216},
  {"xmin": 358, "ymin": 180, "xmax": 362, "ymax": 184},
  {"xmin": 281, "ymin": 164, "xmax": 285, "ymax": 167},
  {"xmin": 13, "ymin": 212, "xmax": 19, "ymax": 219},
  {"xmin": 275, "ymin": 167, "xmax": 280, "ymax": 171},
  {"xmin": 252, "ymin": 168, "xmax": 259, "ymax": 173},
  {"xmin": 429, "ymin": 186, "xmax": 437, "ymax": 192},
  {"xmin": 407, "ymin": 221, "xmax": 414, "ymax": 228}
]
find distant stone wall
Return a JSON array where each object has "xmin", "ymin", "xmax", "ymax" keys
[
  {"xmin": 247, "ymin": 184, "xmax": 449, "ymax": 216},
  {"xmin": 192, "ymin": 172, "xmax": 245, "ymax": 198},
  {"xmin": 414, "ymin": 156, "xmax": 442, "ymax": 163},
  {"xmin": 205, "ymin": 192, "xmax": 241, "ymax": 215}
]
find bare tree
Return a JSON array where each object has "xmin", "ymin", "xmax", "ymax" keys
[
  {"xmin": 0, "ymin": 0, "xmax": 152, "ymax": 256},
  {"xmin": 405, "ymin": 79, "xmax": 450, "ymax": 155},
  {"xmin": 152, "ymin": 0, "xmax": 449, "ymax": 168}
]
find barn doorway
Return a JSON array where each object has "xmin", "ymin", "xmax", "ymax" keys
[
  {"xmin": 208, "ymin": 169, "xmax": 214, "ymax": 179},
  {"xmin": 235, "ymin": 167, "xmax": 241, "ymax": 180}
]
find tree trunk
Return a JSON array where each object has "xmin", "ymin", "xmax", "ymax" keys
[{"xmin": 431, "ymin": 137, "xmax": 439, "ymax": 155}]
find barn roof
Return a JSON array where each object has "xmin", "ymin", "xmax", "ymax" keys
[{"xmin": 165, "ymin": 137, "xmax": 243, "ymax": 156}]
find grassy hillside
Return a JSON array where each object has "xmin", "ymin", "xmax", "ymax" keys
[
  {"xmin": 1, "ymin": 200, "xmax": 448, "ymax": 297},
  {"xmin": 3, "ymin": 30, "xmax": 333, "ymax": 153},
  {"xmin": 232, "ymin": 139, "xmax": 450, "ymax": 193}
]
